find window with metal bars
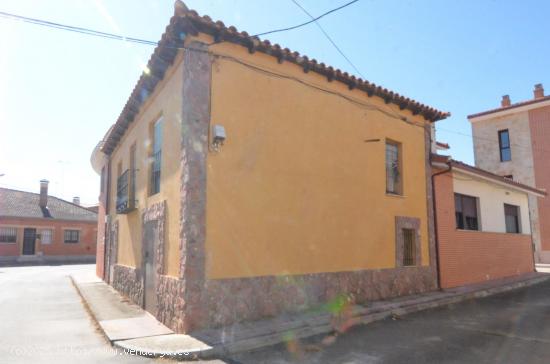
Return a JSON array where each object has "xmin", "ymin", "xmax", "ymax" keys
[
  {"xmin": 116, "ymin": 169, "xmax": 129, "ymax": 214},
  {"xmin": 385, "ymin": 141, "xmax": 402, "ymax": 195},
  {"xmin": 403, "ymin": 228, "xmax": 415, "ymax": 266},
  {"xmin": 0, "ymin": 227, "xmax": 17, "ymax": 243},
  {"xmin": 64, "ymin": 230, "xmax": 80, "ymax": 244}
]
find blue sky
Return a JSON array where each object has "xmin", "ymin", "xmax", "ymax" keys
[{"xmin": 1, "ymin": 0, "xmax": 549, "ymax": 204}]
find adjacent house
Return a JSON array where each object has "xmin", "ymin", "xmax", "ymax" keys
[
  {"xmin": 0, "ymin": 180, "xmax": 97, "ymax": 264},
  {"xmin": 468, "ymin": 84, "xmax": 550, "ymax": 263},
  {"xmin": 90, "ymin": 1, "xmax": 449, "ymax": 333},
  {"xmin": 432, "ymin": 155, "xmax": 545, "ymax": 288}
]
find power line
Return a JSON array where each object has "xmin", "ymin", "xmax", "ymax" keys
[
  {"xmin": 290, "ymin": 0, "xmax": 366, "ymax": 80},
  {"xmin": 206, "ymin": 0, "xmax": 360, "ymax": 46},
  {"xmin": 4, "ymin": 8, "xmax": 550, "ymax": 158},
  {"xmin": 0, "ymin": 10, "xmax": 157, "ymax": 46}
]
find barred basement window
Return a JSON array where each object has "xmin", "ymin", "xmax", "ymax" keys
[
  {"xmin": 0, "ymin": 227, "xmax": 17, "ymax": 243},
  {"xmin": 403, "ymin": 228, "xmax": 416, "ymax": 266},
  {"xmin": 64, "ymin": 230, "xmax": 80, "ymax": 244}
]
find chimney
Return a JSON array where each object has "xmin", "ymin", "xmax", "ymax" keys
[
  {"xmin": 534, "ymin": 83, "xmax": 545, "ymax": 99},
  {"xmin": 501, "ymin": 95, "xmax": 511, "ymax": 107},
  {"xmin": 39, "ymin": 179, "xmax": 49, "ymax": 208},
  {"xmin": 73, "ymin": 196, "xmax": 80, "ymax": 205}
]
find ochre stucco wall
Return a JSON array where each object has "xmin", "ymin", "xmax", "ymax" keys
[
  {"xmin": 108, "ymin": 53, "xmax": 183, "ymax": 277},
  {"xmin": 205, "ymin": 43, "xmax": 431, "ymax": 279}
]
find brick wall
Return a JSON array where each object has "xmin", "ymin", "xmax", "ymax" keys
[
  {"xmin": 0, "ymin": 217, "xmax": 97, "ymax": 257},
  {"xmin": 434, "ymin": 170, "xmax": 534, "ymax": 289},
  {"xmin": 529, "ymin": 105, "xmax": 550, "ymax": 255}
]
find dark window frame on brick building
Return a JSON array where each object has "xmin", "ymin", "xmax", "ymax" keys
[
  {"xmin": 498, "ymin": 129, "xmax": 511, "ymax": 162},
  {"xmin": 455, "ymin": 193, "xmax": 480, "ymax": 231},
  {"xmin": 504, "ymin": 203, "xmax": 521, "ymax": 233},
  {"xmin": 64, "ymin": 229, "xmax": 80, "ymax": 244},
  {"xmin": 0, "ymin": 227, "xmax": 17, "ymax": 243}
]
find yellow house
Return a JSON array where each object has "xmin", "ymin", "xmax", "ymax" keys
[{"xmin": 91, "ymin": 1, "xmax": 449, "ymax": 333}]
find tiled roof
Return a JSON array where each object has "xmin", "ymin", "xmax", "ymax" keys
[
  {"xmin": 431, "ymin": 154, "xmax": 546, "ymax": 196},
  {"xmin": 468, "ymin": 95, "xmax": 550, "ymax": 119},
  {"xmin": 0, "ymin": 188, "xmax": 98, "ymax": 222},
  {"xmin": 100, "ymin": 1, "xmax": 450, "ymax": 154}
]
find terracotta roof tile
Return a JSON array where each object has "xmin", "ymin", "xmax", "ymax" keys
[
  {"xmin": 468, "ymin": 95, "xmax": 550, "ymax": 119},
  {"xmin": 100, "ymin": 2, "xmax": 450, "ymax": 154}
]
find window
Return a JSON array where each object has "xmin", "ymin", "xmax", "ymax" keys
[
  {"xmin": 150, "ymin": 118, "xmax": 163, "ymax": 195},
  {"xmin": 116, "ymin": 169, "xmax": 129, "ymax": 213},
  {"xmin": 0, "ymin": 227, "xmax": 17, "ymax": 243},
  {"xmin": 504, "ymin": 204, "xmax": 521, "ymax": 233},
  {"xmin": 100, "ymin": 166, "xmax": 105, "ymax": 193},
  {"xmin": 129, "ymin": 143, "xmax": 136, "ymax": 204},
  {"xmin": 403, "ymin": 229, "xmax": 416, "ymax": 266},
  {"xmin": 64, "ymin": 230, "xmax": 80, "ymax": 244},
  {"xmin": 41, "ymin": 229, "xmax": 53, "ymax": 244},
  {"xmin": 455, "ymin": 193, "xmax": 479, "ymax": 230},
  {"xmin": 386, "ymin": 141, "xmax": 402, "ymax": 194},
  {"xmin": 498, "ymin": 129, "xmax": 511, "ymax": 162}
]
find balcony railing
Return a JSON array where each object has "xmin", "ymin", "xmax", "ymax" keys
[{"xmin": 116, "ymin": 169, "xmax": 134, "ymax": 214}]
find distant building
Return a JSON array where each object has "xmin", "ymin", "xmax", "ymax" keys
[
  {"xmin": 432, "ymin": 155, "xmax": 544, "ymax": 288},
  {"xmin": 0, "ymin": 180, "xmax": 97, "ymax": 264},
  {"xmin": 469, "ymin": 84, "xmax": 550, "ymax": 263}
]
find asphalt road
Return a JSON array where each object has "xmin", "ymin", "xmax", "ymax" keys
[
  {"xmin": 2, "ymin": 264, "xmax": 549, "ymax": 364},
  {"xmin": 0, "ymin": 264, "xmax": 224, "ymax": 364},
  {"xmin": 230, "ymin": 277, "xmax": 550, "ymax": 364}
]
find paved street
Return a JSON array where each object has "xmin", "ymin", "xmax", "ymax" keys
[
  {"xmin": 2, "ymin": 264, "xmax": 550, "ymax": 364},
  {"xmin": 0, "ymin": 264, "xmax": 223, "ymax": 364},
  {"xmin": 231, "ymin": 278, "xmax": 550, "ymax": 364}
]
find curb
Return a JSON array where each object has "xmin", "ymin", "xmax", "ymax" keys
[
  {"xmin": 72, "ymin": 273, "xmax": 550, "ymax": 360},
  {"xmin": 199, "ymin": 274, "xmax": 550, "ymax": 358}
]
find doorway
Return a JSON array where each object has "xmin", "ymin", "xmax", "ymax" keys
[
  {"xmin": 22, "ymin": 228, "xmax": 36, "ymax": 255},
  {"xmin": 142, "ymin": 220, "xmax": 158, "ymax": 314}
]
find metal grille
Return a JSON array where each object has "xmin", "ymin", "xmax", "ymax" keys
[
  {"xmin": 0, "ymin": 227, "xmax": 17, "ymax": 243},
  {"xmin": 64, "ymin": 230, "xmax": 79, "ymax": 244},
  {"xmin": 386, "ymin": 142, "xmax": 400, "ymax": 194},
  {"xmin": 116, "ymin": 169, "xmax": 129, "ymax": 213},
  {"xmin": 403, "ymin": 229, "xmax": 415, "ymax": 266}
]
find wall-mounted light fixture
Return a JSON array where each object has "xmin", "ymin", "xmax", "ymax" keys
[{"xmin": 212, "ymin": 124, "xmax": 226, "ymax": 152}]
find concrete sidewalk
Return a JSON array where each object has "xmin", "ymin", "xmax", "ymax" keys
[{"xmin": 71, "ymin": 271, "xmax": 550, "ymax": 361}]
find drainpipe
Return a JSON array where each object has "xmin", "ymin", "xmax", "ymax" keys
[{"xmin": 431, "ymin": 159, "xmax": 452, "ymax": 290}]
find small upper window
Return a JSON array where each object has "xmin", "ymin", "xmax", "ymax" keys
[
  {"xmin": 0, "ymin": 227, "xmax": 17, "ymax": 243},
  {"xmin": 498, "ymin": 129, "xmax": 511, "ymax": 162},
  {"xmin": 64, "ymin": 230, "xmax": 80, "ymax": 244},
  {"xmin": 455, "ymin": 193, "xmax": 479, "ymax": 230},
  {"xmin": 385, "ymin": 141, "xmax": 402, "ymax": 195},
  {"xmin": 504, "ymin": 204, "xmax": 520, "ymax": 233},
  {"xmin": 150, "ymin": 118, "xmax": 163, "ymax": 195}
]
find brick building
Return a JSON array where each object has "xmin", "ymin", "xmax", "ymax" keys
[
  {"xmin": 0, "ymin": 180, "xmax": 97, "ymax": 264},
  {"xmin": 432, "ymin": 155, "xmax": 545, "ymax": 288},
  {"xmin": 469, "ymin": 84, "xmax": 550, "ymax": 263}
]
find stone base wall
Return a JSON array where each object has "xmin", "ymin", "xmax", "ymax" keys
[
  {"xmin": 185, "ymin": 266, "xmax": 436, "ymax": 331},
  {"xmin": 157, "ymin": 275, "xmax": 186, "ymax": 332},
  {"xmin": 112, "ymin": 264, "xmax": 143, "ymax": 306}
]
